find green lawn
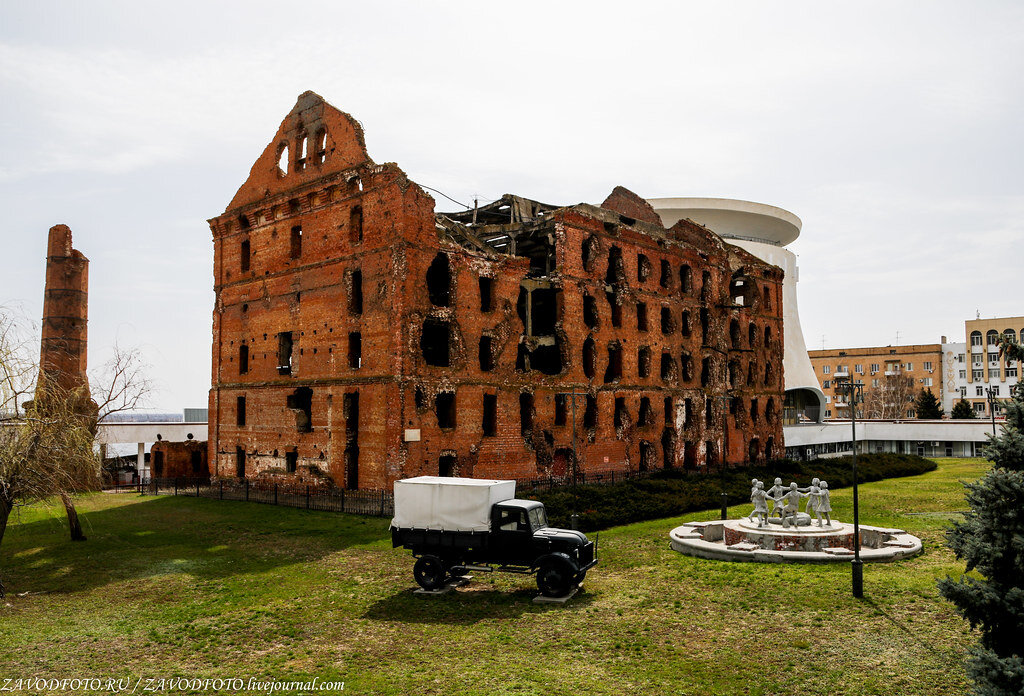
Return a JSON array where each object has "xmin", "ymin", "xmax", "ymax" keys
[{"xmin": 0, "ymin": 458, "xmax": 984, "ymax": 695}]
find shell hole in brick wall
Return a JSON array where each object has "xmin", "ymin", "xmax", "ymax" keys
[
  {"xmin": 421, "ymin": 319, "xmax": 451, "ymax": 367},
  {"xmin": 286, "ymin": 387, "xmax": 312, "ymax": 433},
  {"xmin": 436, "ymin": 392, "xmax": 455, "ymax": 429},
  {"xmin": 637, "ymin": 254, "xmax": 651, "ymax": 282}
]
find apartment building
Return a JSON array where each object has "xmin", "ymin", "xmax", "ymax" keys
[
  {"xmin": 942, "ymin": 316, "xmax": 1023, "ymax": 416},
  {"xmin": 808, "ymin": 344, "xmax": 941, "ymax": 419}
]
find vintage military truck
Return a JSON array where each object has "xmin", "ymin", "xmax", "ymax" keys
[{"xmin": 390, "ymin": 476, "xmax": 597, "ymax": 597}]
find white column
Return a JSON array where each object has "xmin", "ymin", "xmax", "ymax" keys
[{"xmin": 137, "ymin": 442, "xmax": 146, "ymax": 480}]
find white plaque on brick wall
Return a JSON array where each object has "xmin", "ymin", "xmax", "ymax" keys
[{"xmin": 404, "ymin": 429, "xmax": 421, "ymax": 442}]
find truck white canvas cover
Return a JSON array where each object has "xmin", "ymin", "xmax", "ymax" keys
[{"xmin": 391, "ymin": 476, "xmax": 516, "ymax": 532}]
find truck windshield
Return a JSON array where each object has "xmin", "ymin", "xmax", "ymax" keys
[{"xmin": 528, "ymin": 506, "xmax": 548, "ymax": 531}]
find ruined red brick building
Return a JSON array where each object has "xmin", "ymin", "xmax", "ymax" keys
[{"xmin": 208, "ymin": 92, "xmax": 784, "ymax": 490}]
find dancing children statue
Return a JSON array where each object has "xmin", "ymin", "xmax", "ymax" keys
[
  {"xmin": 765, "ymin": 478, "xmax": 787, "ymax": 518},
  {"xmin": 778, "ymin": 482, "xmax": 809, "ymax": 528},
  {"xmin": 814, "ymin": 481, "xmax": 833, "ymax": 526},
  {"xmin": 748, "ymin": 481, "xmax": 769, "ymax": 527}
]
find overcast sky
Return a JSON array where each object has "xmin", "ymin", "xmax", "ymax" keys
[{"xmin": 1, "ymin": 1, "xmax": 1021, "ymax": 412}]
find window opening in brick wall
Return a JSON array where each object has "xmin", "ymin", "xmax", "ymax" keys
[
  {"xmin": 348, "ymin": 332, "xmax": 362, "ymax": 369},
  {"xmin": 614, "ymin": 397, "xmax": 628, "ymax": 431},
  {"xmin": 290, "ymin": 225, "xmax": 303, "ymax": 259},
  {"xmin": 427, "ymin": 253, "xmax": 451, "ymax": 307},
  {"xmin": 286, "ymin": 450, "xmax": 298, "ymax": 473},
  {"xmin": 639, "ymin": 441, "xmax": 654, "ymax": 471},
  {"xmin": 582, "ymin": 235, "xmax": 598, "ymax": 272},
  {"xmin": 436, "ymin": 392, "xmax": 456, "ymax": 429},
  {"xmin": 606, "ymin": 245, "xmax": 624, "ymax": 284},
  {"xmin": 749, "ymin": 438, "xmax": 761, "ymax": 462},
  {"xmin": 236, "ymin": 395, "xmax": 246, "ymax": 427},
  {"xmin": 700, "ymin": 270, "xmax": 712, "ymax": 302},
  {"xmin": 239, "ymin": 344, "xmax": 249, "ymax": 374},
  {"xmin": 315, "ymin": 129, "xmax": 327, "ymax": 164},
  {"xmin": 662, "ymin": 428, "xmax": 675, "ymax": 469},
  {"xmin": 344, "ymin": 391, "xmax": 359, "ymax": 489},
  {"xmin": 681, "ymin": 352, "xmax": 693, "ymax": 382},
  {"xmin": 705, "ymin": 399, "xmax": 714, "ymax": 426},
  {"xmin": 748, "ymin": 323, "xmax": 757, "ymax": 347},
  {"xmin": 729, "ymin": 360, "xmax": 739, "ymax": 388},
  {"xmin": 235, "ymin": 447, "xmax": 245, "ymax": 478},
  {"xmin": 637, "ymin": 254, "xmax": 651, "ymax": 282},
  {"xmin": 287, "ymin": 387, "xmax": 313, "ymax": 433},
  {"xmin": 683, "ymin": 398, "xmax": 693, "ymax": 429},
  {"xmin": 762, "ymin": 286, "xmax": 770, "ymax": 310},
  {"xmin": 479, "ymin": 277, "xmax": 494, "ymax": 312},
  {"xmin": 520, "ymin": 392, "xmax": 534, "ymax": 435},
  {"xmin": 661, "ymin": 306, "xmax": 675, "ymax": 334},
  {"xmin": 638, "ymin": 396, "xmax": 653, "ymax": 427},
  {"xmin": 701, "ymin": 357, "xmax": 711, "ymax": 387},
  {"xmin": 483, "ymin": 393, "xmax": 498, "ymax": 436},
  {"xmin": 237, "ymin": 214, "xmax": 251, "ymax": 230},
  {"xmin": 276, "ymin": 144, "xmax": 288, "ymax": 175},
  {"xmin": 439, "ymin": 453, "xmax": 457, "ymax": 477},
  {"xmin": 584, "ymin": 395, "xmax": 597, "ymax": 429},
  {"xmin": 347, "ymin": 270, "xmax": 363, "ymax": 314},
  {"xmin": 277, "ymin": 332, "xmax": 294, "ymax": 375},
  {"xmin": 730, "ymin": 319, "xmax": 741, "ymax": 349},
  {"xmin": 240, "ymin": 239, "xmax": 251, "ymax": 272},
  {"xmin": 554, "ymin": 393, "xmax": 567, "ymax": 426},
  {"xmin": 750, "ymin": 398, "xmax": 759, "ymax": 423},
  {"xmin": 681, "ymin": 310, "xmax": 691, "ymax": 337},
  {"xmin": 665, "ymin": 396, "xmax": 674, "ymax": 424},
  {"xmin": 638, "ymin": 346, "xmax": 651, "ymax": 378},
  {"xmin": 680, "ymin": 265, "xmax": 692, "ymax": 293},
  {"xmin": 414, "ymin": 387, "xmax": 427, "ymax": 410},
  {"xmin": 700, "ymin": 308, "xmax": 710, "ymax": 344},
  {"xmin": 660, "ymin": 260, "xmax": 672, "ymax": 289},
  {"xmin": 604, "ymin": 342, "xmax": 623, "ymax": 383},
  {"xmin": 421, "ymin": 319, "xmax": 451, "ymax": 367},
  {"xmin": 583, "ymin": 293, "xmax": 599, "ymax": 329},
  {"xmin": 660, "ymin": 352, "xmax": 677, "ymax": 383}
]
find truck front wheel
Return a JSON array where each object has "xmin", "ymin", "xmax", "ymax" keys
[
  {"xmin": 536, "ymin": 554, "xmax": 577, "ymax": 597},
  {"xmin": 413, "ymin": 555, "xmax": 447, "ymax": 590}
]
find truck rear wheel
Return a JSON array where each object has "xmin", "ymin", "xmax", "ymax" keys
[
  {"xmin": 413, "ymin": 555, "xmax": 447, "ymax": 590},
  {"xmin": 536, "ymin": 554, "xmax": 577, "ymax": 597}
]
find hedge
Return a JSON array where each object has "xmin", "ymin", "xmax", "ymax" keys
[{"xmin": 526, "ymin": 453, "xmax": 937, "ymax": 532}]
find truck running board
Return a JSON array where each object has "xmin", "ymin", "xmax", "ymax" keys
[{"xmin": 453, "ymin": 565, "xmax": 493, "ymax": 573}]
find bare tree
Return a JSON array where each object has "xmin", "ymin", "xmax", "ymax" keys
[
  {"xmin": 0, "ymin": 310, "xmax": 153, "ymax": 595},
  {"xmin": 0, "ymin": 311, "xmax": 99, "ymax": 594},
  {"xmin": 862, "ymin": 373, "xmax": 917, "ymax": 419}
]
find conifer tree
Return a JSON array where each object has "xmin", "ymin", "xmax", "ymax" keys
[
  {"xmin": 952, "ymin": 398, "xmax": 978, "ymax": 419},
  {"xmin": 938, "ymin": 339, "xmax": 1024, "ymax": 695},
  {"xmin": 914, "ymin": 388, "xmax": 943, "ymax": 419}
]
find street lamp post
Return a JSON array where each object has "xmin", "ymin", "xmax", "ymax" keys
[
  {"xmin": 985, "ymin": 387, "xmax": 998, "ymax": 437},
  {"xmin": 839, "ymin": 377, "xmax": 865, "ymax": 598}
]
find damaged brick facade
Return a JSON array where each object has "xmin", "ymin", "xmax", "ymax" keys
[{"xmin": 208, "ymin": 92, "xmax": 785, "ymax": 490}]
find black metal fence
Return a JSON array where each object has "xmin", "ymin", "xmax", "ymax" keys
[
  {"xmin": 107, "ymin": 467, "xmax": 664, "ymax": 517},
  {"xmin": 139, "ymin": 477, "xmax": 394, "ymax": 517}
]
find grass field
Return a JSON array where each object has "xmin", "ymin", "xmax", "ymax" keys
[{"xmin": 0, "ymin": 458, "xmax": 984, "ymax": 695}]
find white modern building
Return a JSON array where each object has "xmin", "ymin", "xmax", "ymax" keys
[{"xmin": 647, "ymin": 197, "xmax": 824, "ymax": 424}]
